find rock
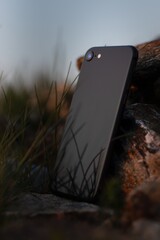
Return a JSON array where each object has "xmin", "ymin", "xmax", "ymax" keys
[
  {"xmin": 133, "ymin": 40, "xmax": 160, "ymax": 106},
  {"xmin": 115, "ymin": 103, "xmax": 160, "ymax": 193},
  {"xmin": 122, "ymin": 180, "xmax": 160, "ymax": 224},
  {"xmin": 132, "ymin": 219, "xmax": 160, "ymax": 240},
  {"xmin": 5, "ymin": 192, "xmax": 101, "ymax": 217}
]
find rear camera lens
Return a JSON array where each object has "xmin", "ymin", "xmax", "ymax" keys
[{"xmin": 85, "ymin": 50, "xmax": 94, "ymax": 61}]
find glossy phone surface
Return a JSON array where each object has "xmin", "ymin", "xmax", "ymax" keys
[{"xmin": 52, "ymin": 46, "xmax": 138, "ymax": 202}]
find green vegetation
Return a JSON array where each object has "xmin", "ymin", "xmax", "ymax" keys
[
  {"xmin": 0, "ymin": 70, "xmax": 75, "ymax": 212},
  {"xmin": 100, "ymin": 177, "xmax": 124, "ymax": 212}
]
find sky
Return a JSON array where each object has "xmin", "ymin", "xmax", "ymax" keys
[{"xmin": 0, "ymin": 0, "xmax": 160, "ymax": 83}]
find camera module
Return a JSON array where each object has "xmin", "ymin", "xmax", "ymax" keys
[{"xmin": 85, "ymin": 50, "xmax": 94, "ymax": 61}]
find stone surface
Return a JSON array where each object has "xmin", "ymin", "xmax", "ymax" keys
[
  {"xmin": 122, "ymin": 180, "xmax": 160, "ymax": 224},
  {"xmin": 0, "ymin": 214, "xmax": 140, "ymax": 240},
  {"xmin": 116, "ymin": 103, "xmax": 160, "ymax": 193},
  {"xmin": 2, "ymin": 192, "xmax": 160, "ymax": 240},
  {"xmin": 132, "ymin": 219, "xmax": 160, "ymax": 240},
  {"xmin": 5, "ymin": 193, "xmax": 101, "ymax": 217},
  {"xmin": 133, "ymin": 39, "xmax": 160, "ymax": 106}
]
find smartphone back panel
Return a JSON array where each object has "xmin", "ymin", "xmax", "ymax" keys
[{"xmin": 52, "ymin": 46, "xmax": 138, "ymax": 201}]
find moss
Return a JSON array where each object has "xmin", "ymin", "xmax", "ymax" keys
[{"xmin": 100, "ymin": 178, "xmax": 124, "ymax": 212}]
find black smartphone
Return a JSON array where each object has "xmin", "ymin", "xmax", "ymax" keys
[{"xmin": 52, "ymin": 46, "xmax": 138, "ymax": 202}]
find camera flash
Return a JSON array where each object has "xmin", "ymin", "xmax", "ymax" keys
[{"xmin": 97, "ymin": 54, "xmax": 101, "ymax": 59}]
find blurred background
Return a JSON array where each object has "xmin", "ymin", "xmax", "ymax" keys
[{"xmin": 0, "ymin": 0, "xmax": 160, "ymax": 83}]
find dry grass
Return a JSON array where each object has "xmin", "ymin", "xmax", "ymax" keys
[{"xmin": 0, "ymin": 69, "xmax": 76, "ymax": 213}]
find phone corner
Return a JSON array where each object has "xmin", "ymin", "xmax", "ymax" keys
[{"xmin": 128, "ymin": 45, "xmax": 139, "ymax": 60}]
